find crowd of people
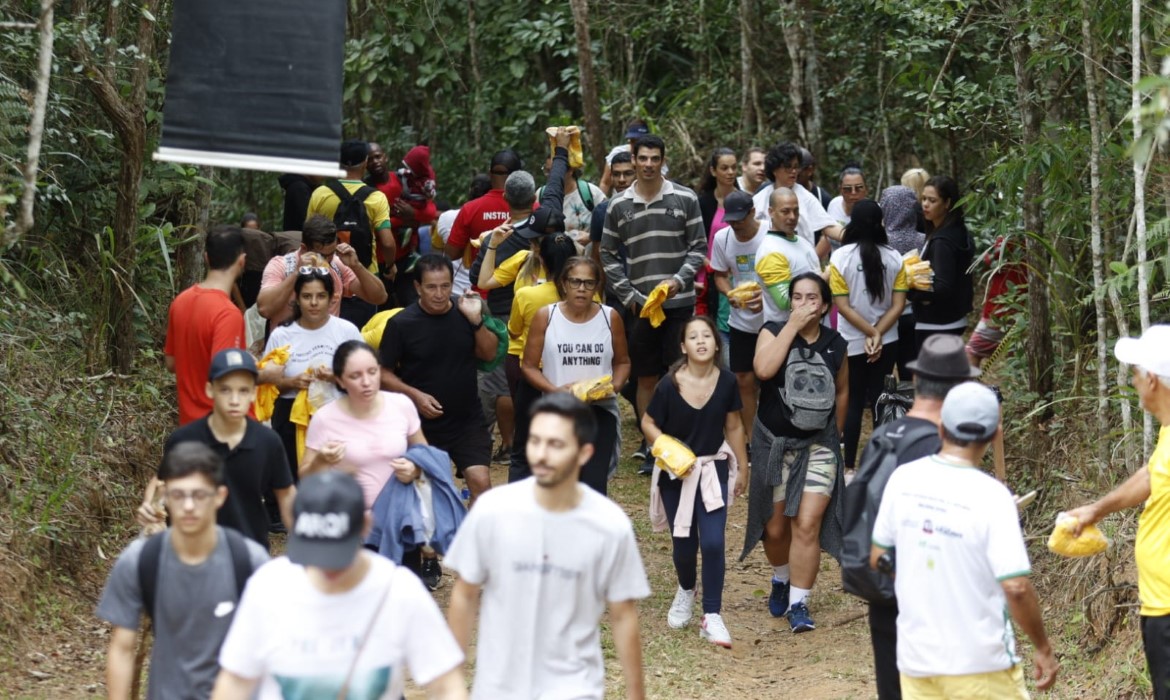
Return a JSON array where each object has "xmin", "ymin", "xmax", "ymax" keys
[{"xmin": 94, "ymin": 120, "xmax": 1170, "ymax": 700}]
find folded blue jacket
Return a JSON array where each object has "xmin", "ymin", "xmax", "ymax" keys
[{"xmin": 365, "ymin": 444, "xmax": 468, "ymax": 564}]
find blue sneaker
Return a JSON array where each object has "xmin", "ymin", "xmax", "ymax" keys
[
  {"xmin": 768, "ymin": 579, "xmax": 790, "ymax": 618},
  {"xmin": 787, "ymin": 601, "xmax": 816, "ymax": 633}
]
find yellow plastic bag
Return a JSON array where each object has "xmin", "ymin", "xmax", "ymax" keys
[
  {"xmin": 640, "ymin": 283, "xmax": 670, "ymax": 328},
  {"xmin": 253, "ymin": 345, "xmax": 290, "ymax": 422},
  {"xmin": 902, "ymin": 249, "xmax": 934, "ymax": 291},
  {"xmin": 1047, "ymin": 513, "xmax": 1109, "ymax": 557},
  {"xmin": 570, "ymin": 375, "xmax": 615, "ymax": 402},
  {"xmin": 545, "ymin": 126, "xmax": 585, "ymax": 169},
  {"xmin": 652, "ymin": 434, "xmax": 696, "ymax": 479},
  {"xmin": 727, "ymin": 280, "xmax": 762, "ymax": 306}
]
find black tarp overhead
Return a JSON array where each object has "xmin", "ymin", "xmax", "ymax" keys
[{"xmin": 154, "ymin": 0, "xmax": 345, "ymax": 177}]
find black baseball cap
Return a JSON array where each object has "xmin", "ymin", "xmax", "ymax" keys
[
  {"xmin": 340, "ymin": 140, "xmax": 369, "ymax": 168},
  {"xmin": 287, "ymin": 472, "xmax": 366, "ymax": 570},
  {"xmin": 722, "ymin": 191, "xmax": 754, "ymax": 222},
  {"xmin": 522, "ymin": 207, "xmax": 566, "ymax": 238},
  {"xmin": 207, "ymin": 349, "xmax": 259, "ymax": 381}
]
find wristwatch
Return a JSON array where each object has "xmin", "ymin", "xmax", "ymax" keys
[{"xmin": 471, "ymin": 317, "xmax": 485, "ymax": 331}]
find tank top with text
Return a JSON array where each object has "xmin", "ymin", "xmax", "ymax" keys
[{"xmin": 541, "ymin": 302, "xmax": 615, "ymax": 388}]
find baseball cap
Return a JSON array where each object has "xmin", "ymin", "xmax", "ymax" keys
[
  {"xmin": 208, "ymin": 349, "xmax": 259, "ymax": 381},
  {"xmin": 940, "ymin": 382, "xmax": 1000, "ymax": 442},
  {"xmin": 624, "ymin": 119, "xmax": 650, "ymax": 140},
  {"xmin": 340, "ymin": 140, "xmax": 369, "ymax": 168},
  {"xmin": 287, "ymin": 472, "xmax": 366, "ymax": 570},
  {"xmin": 1114, "ymin": 325, "xmax": 1170, "ymax": 377},
  {"xmin": 722, "ymin": 190, "xmax": 754, "ymax": 222},
  {"xmin": 906, "ymin": 334, "xmax": 981, "ymax": 379},
  {"xmin": 523, "ymin": 207, "xmax": 566, "ymax": 238}
]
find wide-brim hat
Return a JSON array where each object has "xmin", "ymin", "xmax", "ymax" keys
[{"xmin": 906, "ymin": 334, "xmax": 981, "ymax": 379}]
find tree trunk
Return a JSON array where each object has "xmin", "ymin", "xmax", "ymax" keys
[
  {"xmin": 568, "ymin": 0, "xmax": 605, "ymax": 175},
  {"xmin": 5, "ymin": 0, "xmax": 55, "ymax": 249},
  {"xmin": 1132, "ymin": 0, "xmax": 1153, "ymax": 455},
  {"xmin": 1082, "ymin": 0, "xmax": 1109, "ymax": 460},
  {"xmin": 738, "ymin": 0, "xmax": 755, "ymax": 137},
  {"xmin": 778, "ymin": 0, "xmax": 809, "ymax": 146},
  {"xmin": 467, "ymin": 0, "xmax": 482, "ymax": 159},
  {"xmin": 74, "ymin": 0, "xmax": 160, "ymax": 373},
  {"xmin": 1009, "ymin": 31, "xmax": 1055, "ymax": 412}
]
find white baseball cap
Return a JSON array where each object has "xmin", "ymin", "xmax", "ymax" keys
[{"xmin": 1114, "ymin": 325, "xmax": 1170, "ymax": 377}]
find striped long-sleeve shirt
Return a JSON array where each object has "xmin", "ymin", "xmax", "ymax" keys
[{"xmin": 600, "ymin": 180, "xmax": 707, "ymax": 310}]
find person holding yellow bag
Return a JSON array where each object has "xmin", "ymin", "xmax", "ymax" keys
[
  {"xmin": 642, "ymin": 316, "xmax": 749, "ymax": 649},
  {"xmin": 262, "ymin": 269, "xmax": 363, "ymax": 476}
]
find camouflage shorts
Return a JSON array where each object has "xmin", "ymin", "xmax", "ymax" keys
[{"xmin": 773, "ymin": 445, "xmax": 838, "ymax": 502}]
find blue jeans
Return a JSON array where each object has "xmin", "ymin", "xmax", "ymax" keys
[{"xmin": 659, "ymin": 477, "xmax": 728, "ymax": 614}]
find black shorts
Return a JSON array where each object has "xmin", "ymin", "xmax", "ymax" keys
[
  {"xmin": 629, "ymin": 306, "xmax": 691, "ymax": 378},
  {"xmin": 728, "ymin": 327, "xmax": 759, "ymax": 374},
  {"xmin": 424, "ymin": 422, "xmax": 491, "ymax": 478},
  {"xmin": 1143, "ymin": 614, "xmax": 1170, "ymax": 700}
]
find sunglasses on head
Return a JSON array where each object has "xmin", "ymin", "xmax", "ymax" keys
[{"xmin": 298, "ymin": 266, "xmax": 331, "ymax": 276}]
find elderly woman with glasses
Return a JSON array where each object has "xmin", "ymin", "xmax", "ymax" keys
[
  {"xmin": 827, "ymin": 163, "xmax": 868, "ymax": 227},
  {"xmin": 263, "ymin": 265, "xmax": 364, "ymax": 476},
  {"xmin": 520, "ymin": 256, "xmax": 629, "ymax": 495}
]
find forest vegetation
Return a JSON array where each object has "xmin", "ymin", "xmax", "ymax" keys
[{"xmin": 1, "ymin": 0, "xmax": 1170, "ymax": 693}]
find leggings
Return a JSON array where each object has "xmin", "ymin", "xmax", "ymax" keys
[
  {"xmin": 659, "ymin": 477, "xmax": 729, "ymax": 614},
  {"xmin": 580, "ymin": 406, "xmax": 618, "ymax": 496},
  {"xmin": 896, "ymin": 313, "xmax": 916, "ymax": 380},
  {"xmin": 508, "ymin": 376, "xmax": 541, "ymax": 483},
  {"xmin": 268, "ymin": 397, "xmax": 298, "ymax": 524},
  {"xmin": 844, "ymin": 346, "xmax": 898, "ymax": 469}
]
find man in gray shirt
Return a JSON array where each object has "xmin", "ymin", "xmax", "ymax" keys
[{"xmin": 97, "ymin": 442, "xmax": 268, "ymax": 700}]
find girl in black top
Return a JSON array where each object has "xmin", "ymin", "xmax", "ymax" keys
[
  {"xmin": 742, "ymin": 272, "xmax": 848, "ymax": 634},
  {"xmin": 911, "ymin": 175, "xmax": 974, "ymax": 353},
  {"xmin": 642, "ymin": 316, "xmax": 749, "ymax": 648}
]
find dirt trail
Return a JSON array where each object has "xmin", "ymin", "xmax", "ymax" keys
[{"xmin": 1, "ymin": 456, "xmax": 883, "ymax": 700}]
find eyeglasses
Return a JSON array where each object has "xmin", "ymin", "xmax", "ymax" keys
[
  {"xmin": 298, "ymin": 266, "xmax": 331, "ymax": 276},
  {"xmin": 841, "ymin": 185, "xmax": 866, "ymax": 193},
  {"xmin": 781, "ymin": 164, "xmax": 800, "ymax": 173},
  {"xmin": 164, "ymin": 489, "xmax": 216, "ymax": 506},
  {"xmin": 566, "ymin": 278, "xmax": 598, "ymax": 290}
]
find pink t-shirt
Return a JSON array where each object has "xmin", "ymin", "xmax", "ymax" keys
[
  {"xmin": 697, "ymin": 207, "xmax": 727, "ymax": 289},
  {"xmin": 304, "ymin": 391, "xmax": 422, "ymax": 509}
]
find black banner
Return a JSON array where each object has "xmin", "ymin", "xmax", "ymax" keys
[{"xmin": 154, "ymin": 0, "xmax": 345, "ymax": 177}]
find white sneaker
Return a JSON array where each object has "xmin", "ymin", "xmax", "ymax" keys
[
  {"xmin": 700, "ymin": 613, "xmax": 732, "ymax": 648},
  {"xmin": 667, "ymin": 586, "xmax": 695, "ymax": 628}
]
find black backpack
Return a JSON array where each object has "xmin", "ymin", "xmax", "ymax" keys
[
  {"xmin": 875, "ymin": 375, "xmax": 914, "ymax": 427},
  {"xmin": 137, "ymin": 528, "xmax": 255, "ymax": 621},
  {"xmin": 839, "ymin": 421, "xmax": 938, "ymax": 603},
  {"xmin": 326, "ymin": 180, "xmax": 376, "ymax": 268}
]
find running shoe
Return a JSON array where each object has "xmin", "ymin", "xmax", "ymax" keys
[
  {"xmin": 491, "ymin": 443, "xmax": 511, "ymax": 465},
  {"xmin": 768, "ymin": 579, "xmax": 790, "ymax": 618},
  {"xmin": 786, "ymin": 601, "xmax": 816, "ymax": 633},
  {"xmin": 700, "ymin": 613, "xmax": 732, "ymax": 648},
  {"xmin": 632, "ymin": 440, "xmax": 650, "ymax": 461},
  {"xmin": 667, "ymin": 586, "xmax": 695, "ymax": 629},
  {"xmin": 420, "ymin": 556, "xmax": 443, "ymax": 591},
  {"xmin": 638, "ymin": 461, "xmax": 654, "ymax": 476}
]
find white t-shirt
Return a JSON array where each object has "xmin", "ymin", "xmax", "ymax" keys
[
  {"xmin": 827, "ymin": 195, "xmax": 849, "ymax": 226},
  {"xmin": 218, "ymin": 555, "xmax": 463, "ymax": 699},
  {"xmin": 752, "ymin": 182, "xmax": 837, "ymax": 249},
  {"xmin": 828, "ymin": 243, "xmax": 909, "ymax": 356},
  {"xmin": 444, "ymin": 479, "xmax": 651, "ymax": 700},
  {"xmin": 872, "ymin": 456, "xmax": 1032, "ymax": 678},
  {"xmin": 753, "ymin": 232, "xmax": 821, "ymax": 325},
  {"xmin": 264, "ymin": 316, "xmax": 363, "ymax": 398},
  {"xmin": 709, "ymin": 225, "xmax": 766, "ymax": 333},
  {"xmin": 437, "ymin": 209, "xmax": 470, "ymax": 296}
]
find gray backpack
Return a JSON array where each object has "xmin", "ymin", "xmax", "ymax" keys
[{"xmin": 781, "ymin": 346, "xmax": 836, "ymax": 431}]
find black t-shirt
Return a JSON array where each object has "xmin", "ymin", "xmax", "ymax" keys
[
  {"xmin": 163, "ymin": 417, "xmax": 293, "ymax": 550},
  {"xmin": 862, "ymin": 416, "xmax": 941, "ymax": 466},
  {"xmin": 757, "ymin": 322, "xmax": 847, "ymax": 438},
  {"xmin": 380, "ymin": 297, "xmax": 483, "ymax": 435},
  {"xmin": 647, "ymin": 368, "xmax": 742, "ymax": 486}
]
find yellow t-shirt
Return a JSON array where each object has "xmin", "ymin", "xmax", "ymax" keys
[
  {"xmin": 1137, "ymin": 425, "xmax": 1170, "ymax": 615},
  {"xmin": 306, "ymin": 180, "xmax": 393, "ymax": 231},
  {"xmin": 493, "ymin": 250, "xmax": 546, "ymax": 292},
  {"xmin": 507, "ymin": 282, "xmax": 560, "ymax": 357},
  {"xmin": 360, "ymin": 308, "xmax": 404, "ymax": 350}
]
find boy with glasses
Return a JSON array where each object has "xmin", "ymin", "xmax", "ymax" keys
[{"xmin": 99, "ymin": 442, "xmax": 269, "ymax": 700}]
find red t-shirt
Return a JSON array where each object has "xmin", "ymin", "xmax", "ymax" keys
[
  {"xmin": 370, "ymin": 174, "xmax": 439, "ymax": 261},
  {"xmin": 447, "ymin": 189, "xmax": 510, "ymax": 251},
  {"xmin": 981, "ymin": 237, "xmax": 1027, "ymax": 320},
  {"xmin": 165, "ymin": 285, "xmax": 246, "ymax": 425}
]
